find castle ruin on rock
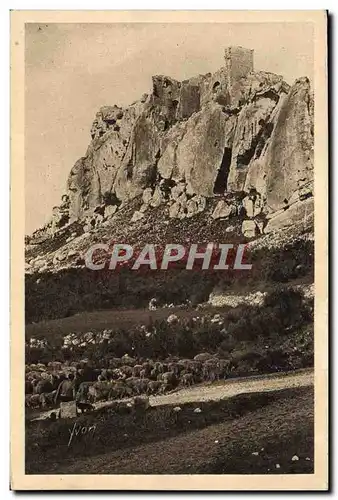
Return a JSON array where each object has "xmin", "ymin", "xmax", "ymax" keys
[{"xmin": 31, "ymin": 46, "xmax": 313, "ymax": 241}]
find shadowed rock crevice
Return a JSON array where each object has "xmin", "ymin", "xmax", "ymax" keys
[
  {"xmin": 213, "ymin": 148, "xmax": 232, "ymax": 194},
  {"xmin": 237, "ymin": 119, "xmax": 275, "ymax": 168},
  {"xmin": 254, "ymin": 122, "xmax": 274, "ymax": 159}
]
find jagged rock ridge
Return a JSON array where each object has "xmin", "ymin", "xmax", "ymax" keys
[
  {"xmin": 29, "ymin": 46, "xmax": 313, "ymax": 245},
  {"xmin": 61, "ymin": 46, "xmax": 313, "ymax": 229}
]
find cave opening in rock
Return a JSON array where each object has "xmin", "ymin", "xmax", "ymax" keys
[
  {"xmin": 172, "ymin": 99, "xmax": 179, "ymax": 113},
  {"xmin": 213, "ymin": 148, "xmax": 232, "ymax": 195}
]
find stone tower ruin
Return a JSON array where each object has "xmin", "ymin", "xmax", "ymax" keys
[
  {"xmin": 223, "ymin": 46, "xmax": 254, "ymax": 107},
  {"xmin": 224, "ymin": 46, "xmax": 254, "ymax": 83}
]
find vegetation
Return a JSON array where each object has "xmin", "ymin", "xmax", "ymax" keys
[
  {"xmin": 25, "ymin": 238, "xmax": 314, "ymax": 324},
  {"xmin": 26, "ymin": 386, "xmax": 313, "ymax": 474},
  {"xmin": 26, "ymin": 288, "xmax": 313, "ymax": 378}
]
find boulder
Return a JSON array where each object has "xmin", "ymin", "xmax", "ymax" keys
[
  {"xmin": 242, "ymin": 194, "xmax": 262, "ymax": 218},
  {"xmin": 38, "ymin": 265, "xmax": 49, "ymax": 274},
  {"xmin": 241, "ymin": 220, "xmax": 257, "ymax": 238},
  {"xmin": 104, "ymin": 205, "xmax": 117, "ymax": 218},
  {"xmin": 60, "ymin": 401, "xmax": 77, "ymax": 419},
  {"xmin": 169, "ymin": 202, "xmax": 180, "ymax": 219},
  {"xmin": 149, "ymin": 185, "xmax": 164, "ymax": 208},
  {"xmin": 171, "ymin": 182, "xmax": 186, "ymax": 201},
  {"xmin": 212, "ymin": 200, "xmax": 233, "ymax": 220},
  {"xmin": 242, "ymin": 196, "xmax": 255, "ymax": 218},
  {"xmin": 142, "ymin": 187, "xmax": 153, "ymax": 205},
  {"xmin": 131, "ymin": 211, "xmax": 145, "ymax": 223},
  {"xmin": 193, "ymin": 194, "xmax": 206, "ymax": 212},
  {"xmin": 186, "ymin": 195, "xmax": 206, "ymax": 218},
  {"xmin": 56, "ymin": 252, "xmax": 66, "ymax": 262},
  {"xmin": 177, "ymin": 192, "xmax": 188, "ymax": 209}
]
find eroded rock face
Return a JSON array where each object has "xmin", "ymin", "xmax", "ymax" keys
[
  {"xmin": 161, "ymin": 103, "xmax": 231, "ymax": 196},
  {"xmin": 264, "ymin": 197, "xmax": 314, "ymax": 234},
  {"xmin": 67, "ymin": 157, "xmax": 100, "ymax": 221},
  {"xmin": 176, "ymin": 81, "xmax": 200, "ymax": 120},
  {"xmin": 227, "ymin": 94, "xmax": 280, "ymax": 191},
  {"xmin": 114, "ymin": 110, "xmax": 161, "ymax": 201},
  {"xmin": 64, "ymin": 48, "xmax": 313, "ymax": 228},
  {"xmin": 264, "ymin": 77, "xmax": 314, "ymax": 211},
  {"xmin": 91, "ymin": 105, "xmax": 124, "ymax": 139}
]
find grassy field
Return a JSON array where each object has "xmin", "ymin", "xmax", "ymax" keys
[
  {"xmin": 25, "ymin": 305, "xmax": 223, "ymax": 339},
  {"xmin": 26, "ymin": 385, "xmax": 313, "ymax": 475}
]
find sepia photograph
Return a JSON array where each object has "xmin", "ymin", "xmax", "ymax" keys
[{"xmin": 11, "ymin": 10, "xmax": 328, "ymax": 490}]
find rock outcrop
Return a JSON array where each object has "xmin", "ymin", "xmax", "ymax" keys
[
  {"xmin": 62, "ymin": 46, "xmax": 313, "ymax": 236},
  {"xmin": 28, "ymin": 46, "xmax": 314, "ymax": 248}
]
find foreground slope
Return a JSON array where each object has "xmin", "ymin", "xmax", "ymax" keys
[{"xmin": 26, "ymin": 384, "xmax": 313, "ymax": 474}]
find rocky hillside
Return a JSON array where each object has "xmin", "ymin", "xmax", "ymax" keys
[{"xmin": 25, "ymin": 46, "xmax": 314, "ymax": 322}]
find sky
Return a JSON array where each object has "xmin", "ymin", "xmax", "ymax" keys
[{"xmin": 25, "ymin": 22, "xmax": 314, "ymax": 234}]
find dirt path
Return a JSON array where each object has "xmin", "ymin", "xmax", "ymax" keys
[
  {"xmin": 148, "ymin": 369, "xmax": 313, "ymax": 407},
  {"xmin": 31, "ymin": 369, "xmax": 313, "ymax": 421}
]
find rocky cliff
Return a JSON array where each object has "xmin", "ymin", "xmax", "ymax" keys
[
  {"xmin": 41, "ymin": 46, "xmax": 312, "ymax": 241},
  {"xmin": 25, "ymin": 47, "xmax": 314, "ymax": 321}
]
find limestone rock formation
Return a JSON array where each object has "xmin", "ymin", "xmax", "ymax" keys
[
  {"xmin": 29, "ymin": 46, "xmax": 314, "ymax": 250},
  {"xmin": 264, "ymin": 77, "xmax": 314, "ymax": 211},
  {"xmin": 64, "ymin": 46, "xmax": 313, "ymax": 234}
]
